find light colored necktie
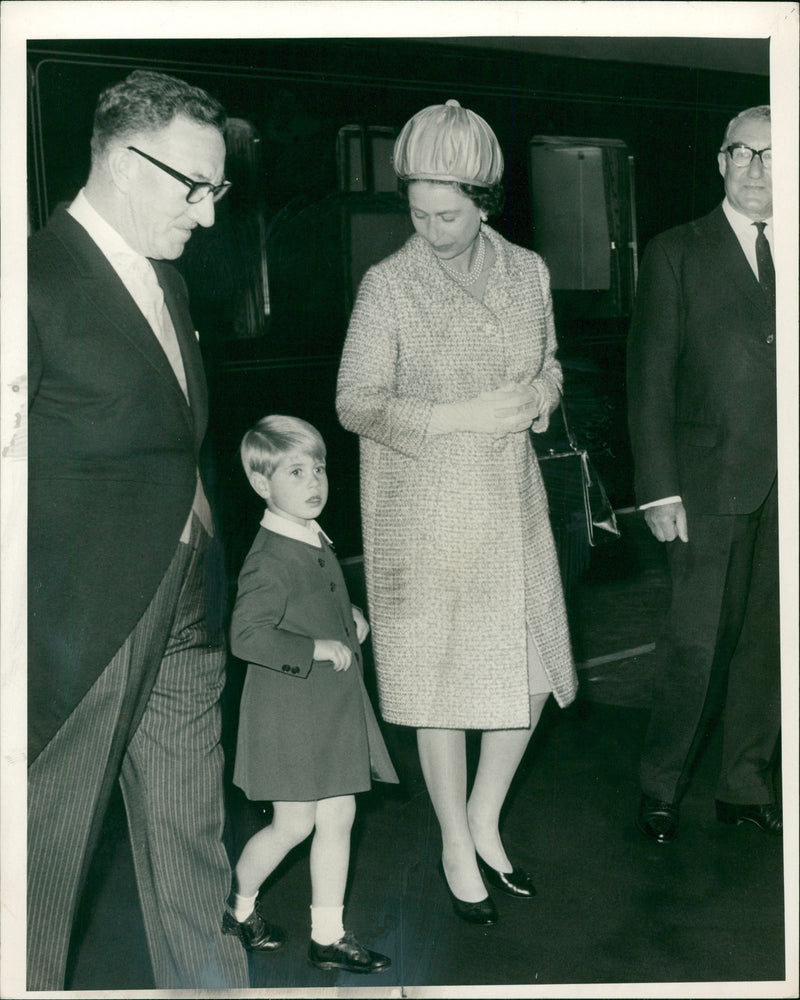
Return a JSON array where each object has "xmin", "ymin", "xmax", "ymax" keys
[
  {"xmin": 125, "ymin": 256, "xmax": 189, "ymax": 398},
  {"xmin": 123, "ymin": 256, "xmax": 214, "ymax": 537}
]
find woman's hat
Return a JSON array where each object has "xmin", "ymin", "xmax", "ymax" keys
[{"xmin": 393, "ymin": 99, "xmax": 504, "ymax": 187}]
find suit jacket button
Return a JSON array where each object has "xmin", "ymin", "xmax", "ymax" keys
[
  {"xmin": 282, "ymin": 664, "xmax": 290, "ymax": 672},
  {"xmin": 330, "ymin": 582, "xmax": 336, "ymax": 591},
  {"xmin": 766, "ymin": 334, "xmax": 774, "ymax": 343},
  {"xmin": 292, "ymin": 666, "xmax": 299, "ymax": 674}
]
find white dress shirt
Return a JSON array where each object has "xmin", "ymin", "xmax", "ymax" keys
[{"xmin": 67, "ymin": 189, "xmax": 212, "ymax": 540}]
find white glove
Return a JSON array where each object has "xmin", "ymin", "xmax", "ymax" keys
[{"xmin": 430, "ymin": 382, "xmax": 542, "ymax": 436}]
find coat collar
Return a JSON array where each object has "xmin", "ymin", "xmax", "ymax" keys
[
  {"xmin": 694, "ymin": 204, "xmax": 772, "ymax": 315},
  {"xmin": 401, "ymin": 223, "xmax": 512, "ymax": 313},
  {"xmin": 46, "ymin": 206, "xmax": 206, "ymax": 436}
]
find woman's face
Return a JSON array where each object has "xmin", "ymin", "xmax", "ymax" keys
[{"xmin": 407, "ymin": 181, "xmax": 482, "ymax": 265}]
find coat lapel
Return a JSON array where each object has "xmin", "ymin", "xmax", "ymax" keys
[
  {"xmin": 49, "ymin": 208, "xmax": 199, "ymax": 435},
  {"xmin": 152, "ymin": 259, "xmax": 208, "ymax": 443},
  {"xmin": 698, "ymin": 205, "xmax": 772, "ymax": 315},
  {"xmin": 407, "ymin": 226, "xmax": 505, "ymax": 322}
]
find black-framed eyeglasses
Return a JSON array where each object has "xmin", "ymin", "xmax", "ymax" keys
[
  {"xmin": 722, "ymin": 143, "xmax": 772, "ymax": 168},
  {"xmin": 127, "ymin": 146, "xmax": 231, "ymax": 203}
]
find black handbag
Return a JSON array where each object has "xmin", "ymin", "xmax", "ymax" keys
[
  {"xmin": 538, "ymin": 399, "xmax": 620, "ymax": 546},
  {"xmin": 536, "ymin": 399, "xmax": 620, "ymax": 590}
]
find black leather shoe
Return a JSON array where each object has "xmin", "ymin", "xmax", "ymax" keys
[
  {"xmin": 308, "ymin": 932, "xmax": 391, "ymax": 973},
  {"xmin": 438, "ymin": 860, "xmax": 498, "ymax": 924},
  {"xmin": 477, "ymin": 855, "xmax": 536, "ymax": 898},
  {"xmin": 222, "ymin": 905, "xmax": 286, "ymax": 952},
  {"xmin": 637, "ymin": 793, "xmax": 679, "ymax": 843},
  {"xmin": 716, "ymin": 801, "xmax": 782, "ymax": 835}
]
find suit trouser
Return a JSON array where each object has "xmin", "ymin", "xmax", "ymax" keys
[
  {"xmin": 639, "ymin": 476, "xmax": 780, "ymax": 806},
  {"xmin": 27, "ymin": 516, "xmax": 249, "ymax": 990}
]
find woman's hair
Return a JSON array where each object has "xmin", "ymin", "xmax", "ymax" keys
[
  {"xmin": 240, "ymin": 414, "xmax": 326, "ymax": 478},
  {"xmin": 90, "ymin": 69, "xmax": 227, "ymax": 162},
  {"xmin": 397, "ymin": 176, "xmax": 505, "ymax": 217}
]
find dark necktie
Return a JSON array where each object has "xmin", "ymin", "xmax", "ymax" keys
[{"xmin": 753, "ymin": 221, "xmax": 775, "ymax": 306}]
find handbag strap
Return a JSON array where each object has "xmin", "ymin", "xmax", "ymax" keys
[
  {"xmin": 559, "ymin": 397, "xmax": 581, "ymax": 454},
  {"xmin": 559, "ymin": 397, "xmax": 594, "ymax": 483}
]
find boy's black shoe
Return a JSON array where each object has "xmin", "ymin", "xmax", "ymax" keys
[
  {"xmin": 309, "ymin": 932, "xmax": 391, "ymax": 973},
  {"xmin": 222, "ymin": 905, "xmax": 286, "ymax": 952}
]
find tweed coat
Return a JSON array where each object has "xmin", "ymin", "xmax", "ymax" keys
[
  {"xmin": 336, "ymin": 225, "xmax": 577, "ymax": 729},
  {"xmin": 231, "ymin": 525, "xmax": 398, "ymax": 801}
]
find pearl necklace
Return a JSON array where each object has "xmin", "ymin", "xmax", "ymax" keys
[{"xmin": 438, "ymin": 232, "xmax": 486, "ymax": 286}]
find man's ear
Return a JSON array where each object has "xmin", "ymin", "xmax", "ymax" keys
[
  {"xmin": 717, "ymin": 151, "xmax": 728, "ymax": 182},
  {"xmin": 107, "ymin": 145, "xmax": 136, "ymax": 194},
  {"xmin": 248, "ymin": 471, "xmax": 271, "ymax": 502}
]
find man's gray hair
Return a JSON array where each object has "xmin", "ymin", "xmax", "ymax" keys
[
  {"xmin": 90, "ymin": 69, "xmax": 227, "ymax": 163},
  {"xmin": 721, "ymin": 105, "xmax": 770, "ymax": 149}
]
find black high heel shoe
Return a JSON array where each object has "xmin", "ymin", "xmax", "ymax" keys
[
  {"xmin": 477, "ymin": 855, "xmax": 536, "ymax": 899},
  {"xmin": 437, "ymin": 860, "xmax": 498, "ymax": 925}
]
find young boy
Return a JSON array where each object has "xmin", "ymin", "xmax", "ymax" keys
[{"xmin": 223, "ymin": 414, "xmax": 397, "ymax": 974}]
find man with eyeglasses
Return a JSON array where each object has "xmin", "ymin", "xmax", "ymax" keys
[
  {"xmin": 27, "ymin": 70, "xmax": 263, "ymax": 990},
  {"xmin": 627, "ymin": 105, "xmax": 780, "ymax": 844}
]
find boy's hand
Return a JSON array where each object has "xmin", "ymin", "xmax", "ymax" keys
[
  {"xmin": 352, "ymin": 606, "xmax": 370, "ymax": 644},
  {"xmin": 313, "ymin": 639, "xmax": 352, "ymax": 671}
]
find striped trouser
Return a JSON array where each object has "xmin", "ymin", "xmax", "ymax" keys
[{"xmin": 27, "ymin": 517, "xmax": 249, "ymax": 990}]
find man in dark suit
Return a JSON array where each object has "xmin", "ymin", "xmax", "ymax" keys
[
  {"xmin": 627, "ymin": 105, "xmax": 780, "ymax": 843},
  {"xmin": 27, "ymin": 70, "xmax": 257, "ymax": 989}
]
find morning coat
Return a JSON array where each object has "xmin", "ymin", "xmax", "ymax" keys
[
  {"xmin": 336, "ymin": 224, "xmax": 578, "ymax": 730},
  {"xmin": 230, "ymin": 525, "xmax": 398, "ymax": 801},
  {"xmin": 626, "ymin": 204, "xmax": 777, "ymax": 516},
  {"xmin": 28, "ymin": 206, "xmax": 211, "ymax": 762}
]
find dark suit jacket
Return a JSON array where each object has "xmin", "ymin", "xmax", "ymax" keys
[
  {"xmin": 28, "ymin": 206, "xmax": 210, "ymax": 762},
  {"xmin": 626, "ymin": 204, "xmax": 776, "ymax": 517}
]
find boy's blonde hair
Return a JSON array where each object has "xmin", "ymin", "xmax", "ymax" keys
[{"xmin": 240, "ymin": 414, "xmax": 326, "ymax": 479}]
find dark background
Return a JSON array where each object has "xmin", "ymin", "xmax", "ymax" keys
[
  {"xmin": 27, "ymin": 36, "xmax": 770, "ymax": 569},
  {"xmin": 24, "ymin": 35, "xmax": 787, "ymax": 995}
]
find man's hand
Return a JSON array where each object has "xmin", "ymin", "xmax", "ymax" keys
[
  {"xmin": 644, "ymin": 501, "xmax": 689, "ymax": 543},
  {"xmin": 313, "ymin": 639, "xmax": 352, "ymax": 671}
]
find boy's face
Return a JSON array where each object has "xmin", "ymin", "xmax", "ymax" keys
[{"xmin": 250, "ymin": 449, "xmax": 328, "ymax": 527}]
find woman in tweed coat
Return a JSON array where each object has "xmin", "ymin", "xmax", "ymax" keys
[{"xmin": 336, "ymin": 101, "xmax": 577, "ymax": 922}]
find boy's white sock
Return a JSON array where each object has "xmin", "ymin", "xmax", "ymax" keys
[
  {"xmin": 230, "ymin": 891, "xmax": 258, "ymax": 923},
  {"xmin": 310, "ymin": 904, "xmax": 345, "ymax": 945}
]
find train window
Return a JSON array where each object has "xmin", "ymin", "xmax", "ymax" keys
[
  {"xmin": 344, "ymin": 202, "xmax": 414, "ymax": 305},
  {"xmin": 178, "ymin": 117, "xmax": 271, "ymax": 342},
  {"xmin": 335, "ymin": 125, "xmax": 413, "ymax": 308},
  {"xmin": 337, "ymin": 125, "xmax": 399, "ymax": 193},
  {"xmin": 529, "ymin": 136, "xmax": 638, "ymax": 318}
]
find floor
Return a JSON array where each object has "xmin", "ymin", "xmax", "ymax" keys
[{"xmin": 65, "ymin": 514, "xmax": 787, "ymax": 995}]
